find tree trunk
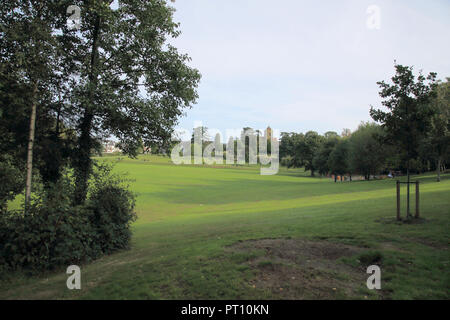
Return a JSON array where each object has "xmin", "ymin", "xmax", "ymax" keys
[
  {"xmin": 25, "ymin": 82, "xmax": 38, "ymax": 211},
  {"xmin": 407, "ymin": 164, "xmax": 411, "ymax": 218},
  {"xmin": 73, "ymin": 14, "xmax": 101, "ymax": 205},
  {"xmin": 73, "ymin": 111, "xmax": 94, "ymax": 204}
]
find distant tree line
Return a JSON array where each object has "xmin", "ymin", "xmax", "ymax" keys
[{"xmin": 280, "ymin": 72, "xmax": 449, "ymax": 182}]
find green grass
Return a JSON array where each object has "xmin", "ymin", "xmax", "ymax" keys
[{"xmin": 1, "ymin": 154, "xmax": 449, "ymax": 299}]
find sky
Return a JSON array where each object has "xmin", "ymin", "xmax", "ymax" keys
[{"xmin": 167, "ymin": 0, "xmax": 450, "ymax": 141}]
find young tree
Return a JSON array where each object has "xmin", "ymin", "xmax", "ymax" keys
[{"xmin": 370, "ymin": 63, "xmax": 437, "ymax": 218}]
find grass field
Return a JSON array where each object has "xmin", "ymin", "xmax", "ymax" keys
[{"xmin": 1, "ymin": 155, "xmax": 449, "ymax": 299}]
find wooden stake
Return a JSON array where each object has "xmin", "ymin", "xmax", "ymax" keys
[
  {"xmin": 396, "ymin": 180, "xmax": 401, "ymax": 221},
  {"xmin": 415, "ymin": 180, "xmax": 420, "ymax": 219}
]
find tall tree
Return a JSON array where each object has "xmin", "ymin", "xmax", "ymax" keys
[
  {"xmin": 63, "ymin": 0, "xmax": 201, "ymax": 204},
  {"xmin": 313, "ymin": 132, "xmax": 339, "ymax": 176},
  {"xmin": 297, "ymin": 131, "xmax": 323, "ymax": 176},
  {"xmin": 279, "ymin": 132, "xmax": 304, "ymax": 169},
  {"xmin": 328, "ymin": 139, "xmax": 350, "ymax": 182},
  {"xmin": 370, "ymin": 63, "xmax": 437, "ymax": 218},
  {"xmin": 348, "ymin": 122, "xmax": 387, "ymax": 180},
  {"xmin": 0, "ymin": 0, "xmax": 65, "ymax": 207}
]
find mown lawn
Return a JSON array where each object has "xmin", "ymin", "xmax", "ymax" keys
[{"xmin": 1, "ymin": 155, "xmax": 449, "ymax": 299}]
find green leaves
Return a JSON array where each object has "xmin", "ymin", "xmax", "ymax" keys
[
  {"xmin": 370, "ymin": 63, "xmax": 437, "ymax": 162},
  {"xmin": 0, "ymin": 165, "xmax": 136, "ymax": 272}
]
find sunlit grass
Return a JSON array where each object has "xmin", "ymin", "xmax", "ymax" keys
[{"xmin": 1, "ymin": 154, "xmax": 449, "ymax": 299}]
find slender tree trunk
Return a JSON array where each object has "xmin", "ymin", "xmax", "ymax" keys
[
  {"xmin": 437, "ymin": 158, "xmax": 441, "ymax": 182},
  {"xmin": 25, "ymin": 82, "xmax": 38, "ymax": 211}
]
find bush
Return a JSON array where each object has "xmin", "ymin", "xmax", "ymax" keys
[
  {"xmin": 87, "ymin": 163, "xmax": 136, "ymax": 254},
  {"xmin": 0, "ymin": 163, "xmax": 136, "ymax": 273}
]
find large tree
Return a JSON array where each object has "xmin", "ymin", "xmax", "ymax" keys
[
  {"xmin": 370, "ymin": 63, "xmax": 437, "ymax": 218},
  {"xmin": 312, "ymin": 131, "xmax": 339, "ymax": 176},
  {"xmin": 348, "ymin": 122, "xmax": 387, "ymax": 180},
  {"xmin": 296, "ymin": 131, "xmax": 323, "ymax": 176},
  {"xmin": 1, "ymin": 1, "xmax": 201, "ymax": 206},
  {"xmin": 328, "ymin": 139, "xmax": 350, "ymax": 182},
  {"xmin": 59, "ymin": 0, "xmax": 201, "ymax": 204},
  {"xmin": 279, "ymin": 132, "xmax": 304, "ymax": 169}
]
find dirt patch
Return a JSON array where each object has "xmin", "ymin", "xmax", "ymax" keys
[{"xmin": 226, "ymin": 238, "xmax": 371, "ymax": 299}]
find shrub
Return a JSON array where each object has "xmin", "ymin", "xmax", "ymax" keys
[
  {"xmin": 0, "ymin": 180, "xmax": 97, "ymax": 271},
  {"xmin": 0, "ymin": 163, "xmax": 136, "ymax": 273},
  {"xmin": 0, "ymin": 156, "xmax": 24, "ymax": 211},
  {"xmin": 87, "ymin": 162, "xmax": 137, "ymax": 254}
]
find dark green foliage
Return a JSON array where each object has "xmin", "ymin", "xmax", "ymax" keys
[
  {"xmin": 86, "ymin": 163, "xmax": 137, "ymax": 254},
  {"xmin": 370, "ymin": 64, "xmax": 437, "ymax": 165},
  {"xmin": 0, "ymin": 179, "xmax": 96, "ymax": 271},
  {"xmin": 0, "ymin": 165, "xmax": 136, "ymax": 272},
  {"xmin": 313, "ymin": 133, "xmax": 340, "ymax": 176},
  {"xmin": 280, "ymin": 132, "xmax": 322, "ymax": 173},
  {"xmin": 0, "ymin": 156, "xmax": 24, "ymax": 211},
  {"xmin": 296, "ymin": 131, "xmax": 323, "ymax": 176},
  {"xmin": 328, "ymin": 139, "xmax": 350, "ymax": 177},
  {"xmin": 348, "ymin": 122, "xmax": 387, "ymax": 178}
]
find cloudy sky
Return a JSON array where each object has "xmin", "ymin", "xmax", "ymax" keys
[{"xmin": 168, "ymin": 0, "xmax": 450, "ymax": 140}]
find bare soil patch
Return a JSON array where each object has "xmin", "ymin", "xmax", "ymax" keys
[{"xmin": 227, "ymin": 238, "xmax": 370, "ymax": 299}]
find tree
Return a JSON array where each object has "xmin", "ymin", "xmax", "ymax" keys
[
  {"xmin": 313, "ymin": 132, "xmax": 339, "ymax": 176},
  {"xmin": 0, "ymin": 0, "xmax": 67, "ymax": 207},
  {"xmin": 425, "ymin": 79, "xmax": 450, "ymax": 181},
  {"xmin": 348, "ymin": 122, "xmax": 387, "ymax": 180},
  {"xmin": 279, "ymin": 132, "xmax": 304, "ymax": 169},
  {"xmin": 370, "ymin": 63, "xmax": 437, "ymax": 218},
  {"xmin": 328, "ymin": 139, "xmax": 350, "ymax": 182},
  {"xmin": 63, "ymin": 0, "xmax": 201, "ymax": 204},
  {"xmin": 297, "ymin": 131, "xmax": 323, "ymax": 176}
]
